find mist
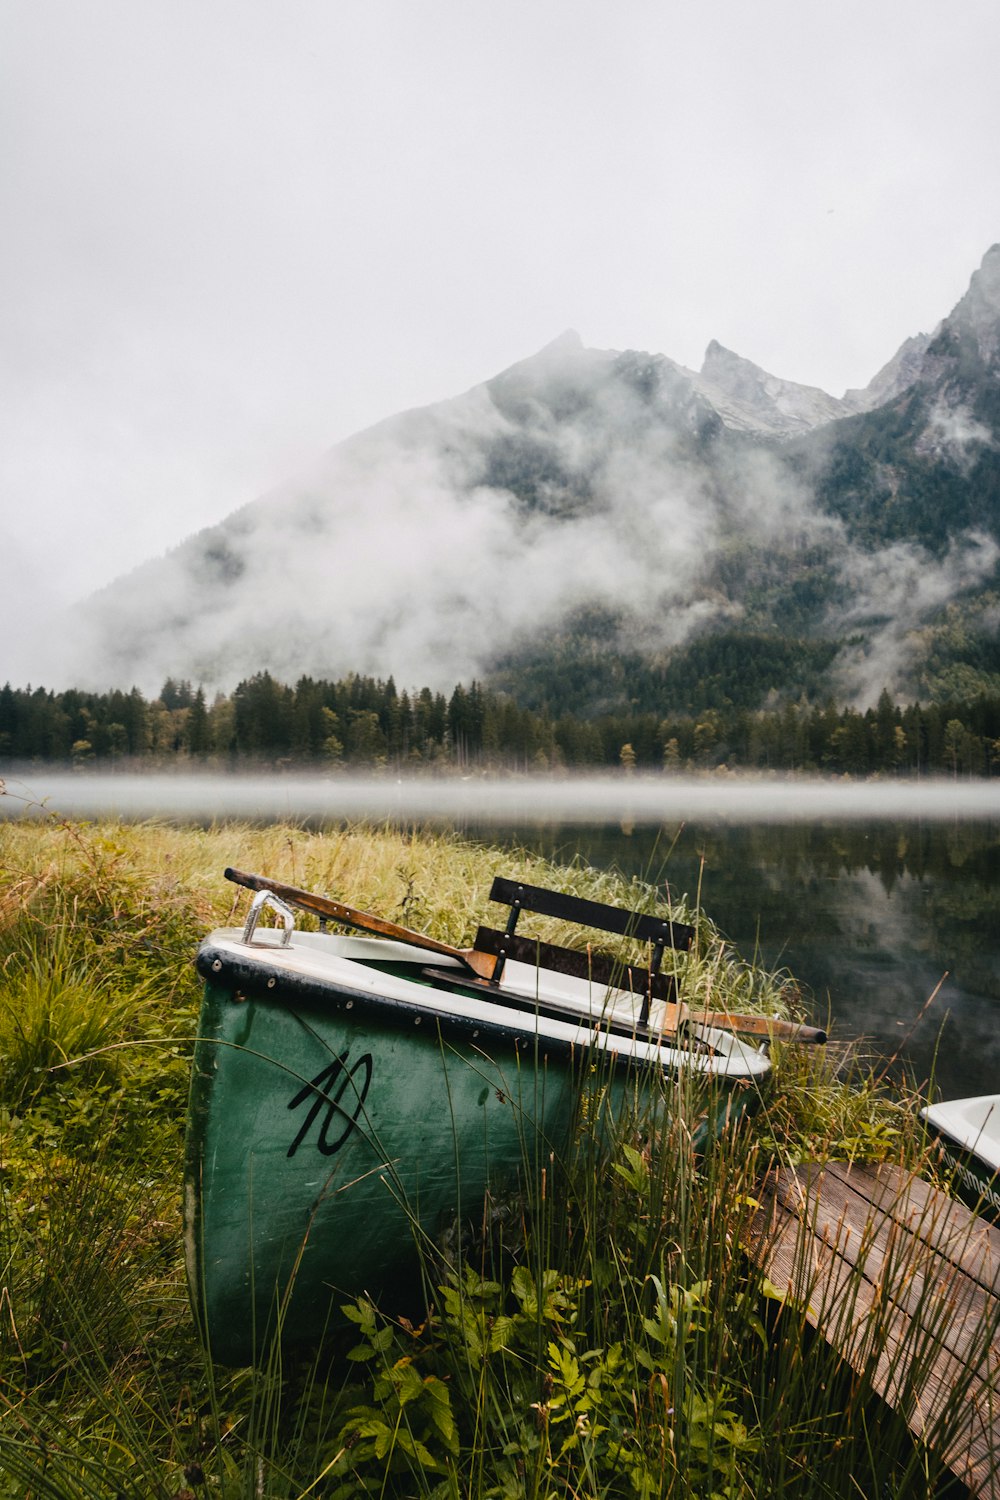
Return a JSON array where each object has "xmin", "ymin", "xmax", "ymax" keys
[
  {"xmin": 7, "ymin": 239, "xmax": 999, "ymax": 706},
  {"xmin": 3, "ymin": 772, "xmax": 997, "ymax": 828},
  {"xmin": 9, "ymin": 327, "xmax": 963, "ymax": 704},
  {"xmin": 12, "ymin": 339, "xmax": 724, "ymax": 691},
  {"xmin": 830, "ymin": 530, "xmax": 1000, "ymax": 703}
]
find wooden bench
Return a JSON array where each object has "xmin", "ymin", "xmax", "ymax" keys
[{"xmin": 472, "ymin": 876, "xmax": 695, "ymax": 1018}]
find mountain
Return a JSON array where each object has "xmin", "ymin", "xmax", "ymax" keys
[
  {"xmin": 65, "ymin": 247, "xmax": 1000, "ymax": 711},
  {"xmin": 691, "ymin": 340, "xmax": 863, "ymax": 435}
]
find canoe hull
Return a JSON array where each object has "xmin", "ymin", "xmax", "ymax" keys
[
  {"xmin": 187, "ymin": 980, "xmax": 584, "ymax": 1362},
  {"xmin": 185, "ymin": 930, "xmax": 769, "ymax": 1364}
]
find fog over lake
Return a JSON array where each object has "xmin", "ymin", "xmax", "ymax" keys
[
  {"xmin": 2, "ymin": 772, "xmax": 997, "ymax": 825},
  {"xmin": 3, "ymin": 773, "xmax": 997, "ymax": 1099}
]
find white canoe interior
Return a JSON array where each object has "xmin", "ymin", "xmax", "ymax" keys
[
  {"xmin": 921, "ymin": 1095, "xmax": 1000, "ymax": 1173},
  {"xmin": 203, "ymin": 927, "xmax": 772, "ymax": 1083}
]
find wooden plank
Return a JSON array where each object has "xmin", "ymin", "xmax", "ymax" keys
[
  {"xmin": 753, "ymin": 1195, "xmax": 999, "ymax": 1493},
  {"xmin": 756, "ymin": 1168, "xmax": 996, "ymax": 1384},
  {"xmin": 487, "ymin": 877, "xmax": 695, "ymax": 949},
  {"xmin": 766, "ymin": 1163, "xmax": 1000, "ymax": 1368},
  {"xmin": 472, "ymin": 926, "xmax": 679, "ymax": 1002},
  {"xmin": 746, "ymin": 1162, "xmax": 1000, "ymax": 1497},
  {"xmin": 821, "ymin": 1161, "xmax": 1000, "ymax": 1292}
]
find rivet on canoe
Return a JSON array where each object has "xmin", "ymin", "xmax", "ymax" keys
[
  {"xmin": 414, "ymin": 1016, "xmax": 421, "ymax": 1025},
  {"xmin": 211, "ymin": 959, "xmax": 222, "ymax": 973},
  {"xmin": 345, "ymin": 1000, "xmax": 353, "ymax": 1009},
  {"xmin": 267, "ymin": 977, "xmax": 276, "ymax": 988}
]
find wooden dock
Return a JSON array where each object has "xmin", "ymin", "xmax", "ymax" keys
[{"xmin": 746, "ymin": 1161, "xmax": 1000, "ymax": 1496}]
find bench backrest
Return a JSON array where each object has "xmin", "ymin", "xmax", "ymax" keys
[
  {"xmin": 488, "ymin": 876, "xmax": 693, "ymax": 949},
  {"xmin": 478, "ymin": 876, "xmax": 694, "ymax": 1019}
]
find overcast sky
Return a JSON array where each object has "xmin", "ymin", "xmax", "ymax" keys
[{"xmin": 3, "ymin": 0, "xmax": 999, "ymax": 664}]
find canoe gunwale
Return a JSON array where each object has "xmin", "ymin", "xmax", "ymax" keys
[
  {"xmin": 194, "ymin": 933, "xmax": 771, "ymax": 1083},
  {"xmin": 195, "ymin": 940, "xmax": 603, "ymax": 1071}
]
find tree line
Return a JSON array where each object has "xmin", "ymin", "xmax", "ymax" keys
[{"xmin": 2, "ymin": 673, "xmax": 1000, "ymax": 777}]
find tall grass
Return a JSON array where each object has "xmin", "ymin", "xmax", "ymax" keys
[{"xmin": 0, "ymin": 811, "xmax": 971, "ymax": 1496}]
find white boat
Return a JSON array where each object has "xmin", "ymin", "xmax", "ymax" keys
[{"xmin": 920, "ymin": 1095, "xmax": 1000, "ymax": 1220}]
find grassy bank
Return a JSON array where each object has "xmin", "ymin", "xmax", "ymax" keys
[{"xmin": 0, "ymin": 814, "xmax": 956, "ymax": 1497}]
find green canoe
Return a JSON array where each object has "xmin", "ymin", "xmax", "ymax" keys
[{"xmin": 184, "ymin": 878, "xmax": 772, "ymax": 1365}]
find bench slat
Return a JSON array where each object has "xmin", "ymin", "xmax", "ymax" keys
[
  {"xmin": 473, "ymin": 926, "xmax": 679, "ymax": 1003},
  {"xmin": 487, "ymin": 877, "xmax": 694, "ymax": 951}
]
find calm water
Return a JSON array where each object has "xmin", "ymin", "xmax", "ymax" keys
[
  {"xmin": 471, "ymin": 818, "xmax": 1000, "ymax": 1100},
  {"xmin": 4, "ymin": 773, "xmax": 998, "ymax": 1098}
]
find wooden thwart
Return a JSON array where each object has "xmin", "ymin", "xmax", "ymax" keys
[{"xmin": 746, "ymin": 1161, "xmax": 1000, "ymax": 1496}]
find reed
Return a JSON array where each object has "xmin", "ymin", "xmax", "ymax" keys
[{"xmin": 0, "ymin": 812, "xmax": 968, "ymax": 1496}]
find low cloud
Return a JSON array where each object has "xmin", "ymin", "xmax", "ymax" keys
[
  {"xmin": 917, "ymin": 399, "xmax": 995, "ymax": 473},
  {"xmin": 50, "ymin": 344, "xmax": 802, "ymax": 693},
  {"xmin": 829, "ymin": 529, "xmax": 1000, "ymax": 703},
  {"xmin": 14, "ymin": 339, "xmax": 998, "ymax": 708}
]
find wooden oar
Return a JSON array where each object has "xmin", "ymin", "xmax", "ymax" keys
[
  {"xmin": 225, "ymin": 866, "xmax": 500, "ymax": 978},
  {"xmin": 681, "ymin": 1010, "xmax": 826, "ymax": 1045},
  {"xmin": 223, "ymin": 867, "xmax": 826, "ymax": 1044}
]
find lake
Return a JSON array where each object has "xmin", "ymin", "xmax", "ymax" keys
[
  {"xmin": 3, "ymin": 772, "xmax": 998, "ymax": 1098},
  {"xmin": 474, "ymin": 816, "xmax": 1000, "ymax": 1100}
]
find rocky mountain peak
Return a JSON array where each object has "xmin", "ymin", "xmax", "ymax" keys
[
  {"xmin": 700, "ymin": 339, "xmax": 766, "ymax": 395},
  {"xmin": 965, "ymin": 242, "xmax": 1000, "ymax": 306},
  {"xmin": 542, "ymin": 328, "xmax": 585, "ymax": 353},
  {"xmin": 950, "ymin": 243, "xmax": 1000, "ymax": 365},
  {"xmin": 846, "ymin": 331, "xmax": 935, "ymax": 411},
  {"xmin": 857, "ymin": 245, "xmax": 1000, "ymax": 407},
  {"xmin": 692, "ymin": 339, "xmax": 853, "ymax": 436}
]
